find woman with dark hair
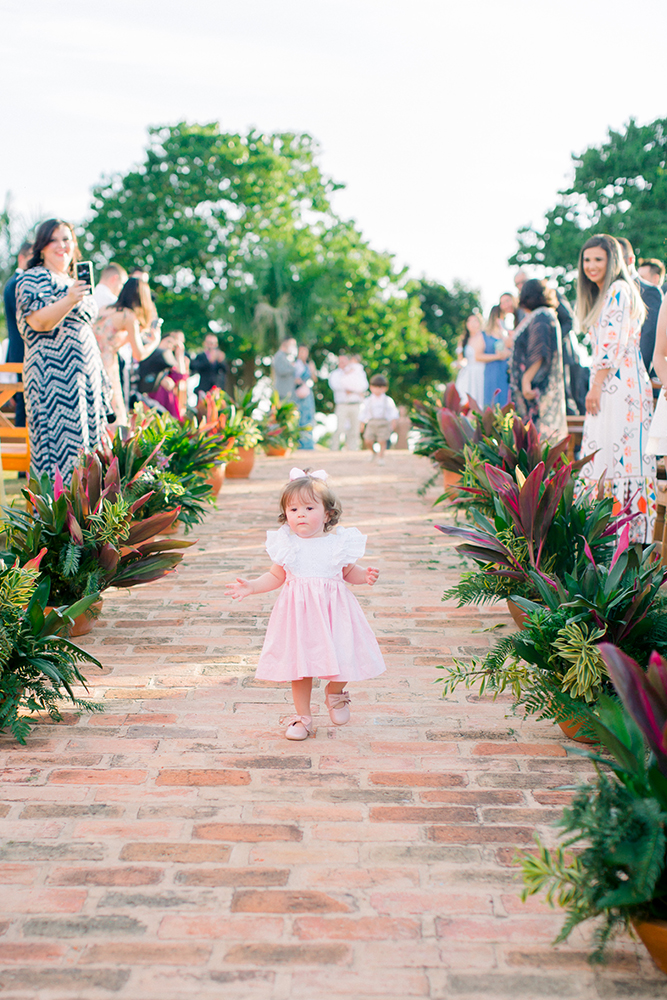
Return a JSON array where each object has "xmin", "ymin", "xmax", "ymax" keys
[
  {"xmin": 576, "ymin": 234, "xmax": 656, "ymax": 542},
  {"xmin": 94, "ymin": 277, "xmax": 161, "ymax": 424},
  {"xmin": 509, "ymin": 278, "xmax": 567, "ymax": 440},
  {"xmin": 15, "ymin": 218, "xmax": 110, "ymax": 481}
]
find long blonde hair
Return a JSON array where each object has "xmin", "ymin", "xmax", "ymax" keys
[{"xmin": 576, "ymin": 234, "xmax": 646, "ymax": 330}]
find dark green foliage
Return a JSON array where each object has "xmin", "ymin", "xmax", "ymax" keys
[
  {"xmin": 412, "ymin": 278, "xmax": 481, "ymax": 355},
  {"xmin": 520, "ymin": 688, "xmax": 667, "ymax": 962},
  {"xmin": 510, "ymin": 118, "xmax": 667, "ymax": 295},
  {"xmin": 81, "ymin": 121, "xmax": 447, "ymax": 403},
  {"xmin": 0, "ymin": 558, "xmax": 103, "ymax": 744}
]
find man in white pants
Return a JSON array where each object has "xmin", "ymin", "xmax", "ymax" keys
[{"xmin": 328, "ymin": 353, "xmax": 368, "ymax": 451}]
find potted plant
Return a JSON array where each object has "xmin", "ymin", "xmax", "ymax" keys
[
  {"xmin": 1, "ymin": 457, "xmax": 192, "ymax": 624},
  {"xmin": 436, "ymin": 462, "xmax": 617, "ymax": 613},
  {"xmin": 437, "ymin": 528, "xmax": 667, "ymax": 739},
  {"xmin": 519, "ymin": 644, "xmax": 667, "ymax": 970},
  {"xmin": 0, "ymin": 551, "xmax": 103, "ymax": 743},
  {"xmin": 258, "ymin": 391, "xmax": 302, "ymax": 456},
  {"xmin": 211, "ymin": 389, "xmax": 262, "ymax": 479},
  {"xmin": 95, "ymin": 410, "xmax": 217, "ymax": 533}
]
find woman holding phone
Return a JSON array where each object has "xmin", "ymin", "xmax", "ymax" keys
[{"xmin": 16, "ymin": 218, "xmax": 111, "ymax": 481}]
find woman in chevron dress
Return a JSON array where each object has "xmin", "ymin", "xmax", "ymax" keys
[{"xmin": 16, "ymin": 219, "xmax": 111, "ymax": 482}]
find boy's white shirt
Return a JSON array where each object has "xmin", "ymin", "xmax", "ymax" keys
[{"xmin": 359, "ymin": 393, "xmax": 399, "ymax": 423}]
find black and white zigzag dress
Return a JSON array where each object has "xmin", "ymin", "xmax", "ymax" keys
[{"xmin": 16, "ymin": 266, "xmax": 111, "ymax": 482}]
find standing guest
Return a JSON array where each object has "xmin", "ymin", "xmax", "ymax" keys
[
  {"xmin": 509, "ymin": 279, "xmax": 567, "ymax": 441},
  {"xmin": 191, "ymin": 333, "xmax": 228, "ymax": 396},
  {"xmin": 577, "ymin": 234, "xmax": 656, "ymax": 543},
  {"xmin": 2, "ymin": 240, "xmax": 32, "ymax": 428},
  {"xmin": 137, "ymin": 331, "xmax": 189, "ymax": 419},
  {"xmin": 454, "ymin": 314, "xmax": 486, "ymax": 407},
  {"xmin": 94, "ymin": 277, "xmax": 161, "ymax": 424},
  {"xmin": 93, "ymin": 263, "xmax": 128, "ymax": 311},
  {"xmin": 272, "ymin": 337, "xmax": 297, "ymax": 401},
  {"xmin": 359, "ymin": 374, "xmax": 399, "ymax": 465},
  {"xmin": 499, "ymin": 292, "xmax": 519, "ymax": 332},
  {"xmin": 648, "ymin": 296, "xmax": 667, "ymax": 455},
  {"xmin": 328, "ymin": 353, "xmax": 369, "ymax": 451},
  {"xmin": 293, "ymin": 344, "xmax": 317, "ymax": 450},
  {"xmin": 15, "ymin": 219, "xmax": 110, "ymax": 481},
  {"xmin": 638, "ymin": 258, "xmax": 666, "ymax": 289},
  {"xmin": 617, "ymin": 237, "xmax": 663, "ymax": 374},
  {"xmin": 482, "ymin": 306, "xmax": 511, "ymax": 406}
]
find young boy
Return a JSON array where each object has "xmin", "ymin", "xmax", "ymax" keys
[{"xmin": 359, "ymin": 374, "xmax": 399, "ymax": 465}]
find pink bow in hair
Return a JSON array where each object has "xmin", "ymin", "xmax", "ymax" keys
[{"xmin": 289, "ymin": 467, "xmax": 328, "ymax": 482}]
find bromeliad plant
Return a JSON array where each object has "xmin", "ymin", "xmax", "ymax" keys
[
  {"xmin": 0, "ymin": 551, "xmax": 103, "ymax": 744},
  {"xmin": 258, "ymin": 391, "xmax": 302, "ymax": 452},
  {"xmin": 95, "ymin": 408, "xmax": 216, "ymax": 534},
  {"xmin": 520, "ymin": 645, "xmax": 667, "ymax": 964},
  {"xmin": 438, "ymin": 528, "xmax": 667, "ymax": 728},
  {"xmin": 437, "ymin": 463, "xmax": 617, "ymax": 606},
  {"xmin": 1, "ymin": 456, "xmax": 191, "ymax": 602}
]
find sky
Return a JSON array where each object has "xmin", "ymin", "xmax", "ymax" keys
[{"xmin": 1, "ymin": 0, "xmax": 666, "ymax": 310}]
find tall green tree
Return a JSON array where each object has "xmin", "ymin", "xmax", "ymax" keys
[
  {"xmin": 510, "ymin": 118, "xmax": 667, "ymax": 293},
  {"xmin": 413, "ymin": 278, "xmax": 481, "ymax": 353},
  {"xmin": 82, "ymin": 121, "xmax": 451, "ymax": 402}
]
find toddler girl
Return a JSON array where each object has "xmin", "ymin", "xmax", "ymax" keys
[{"xmin": 225, "ymin": 468, "xmax": 386, "ymax": 740}]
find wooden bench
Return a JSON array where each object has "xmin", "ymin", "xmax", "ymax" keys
[
  {"xmin": 0, "ymin": 363, "xmax": 30, "ymax": 473},
  {"xmin": 566, "ymin": 415, "xmax": 585, "ymax": 462}
]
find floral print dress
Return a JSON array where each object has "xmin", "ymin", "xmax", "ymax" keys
[{"xmin": 580, "ymin": 280, "xmax": 657, "ymax": 543}]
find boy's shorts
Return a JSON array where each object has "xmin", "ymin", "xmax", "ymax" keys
[{"xmin": 363, "ymin": 418, "xmax": 393, "ymax": 443}]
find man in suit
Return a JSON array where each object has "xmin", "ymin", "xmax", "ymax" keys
[
  {"xmin": 2, "ymin": 240, "xmax": 32, "ymax": 428},
  {"xmin": 617, "ymin": 237, "xmax": 663, "ymax": 374}
]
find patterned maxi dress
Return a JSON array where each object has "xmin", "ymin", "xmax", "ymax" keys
[
  {"xmin": 509, "ymin": 307, "xmax": 568, "ymax": 441},
  {"xmin": 16, "ymin": 266, "xmax": 110, "ymax": 482},
  {"xmin": 579, "ymin": 280, "xmax": 657, "ymax": 543}
]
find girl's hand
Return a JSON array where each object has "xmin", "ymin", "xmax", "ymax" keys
[
  {"xmin": 521, "ymin": 380, "xmax": 537, "ymax": 400},
  {"xmin": 225, "ymin": 577, "xmax": 255, "ymax": 601},
  {"xmin": 366, "ymin": 566, "xmax": 379, "ymax": 586}
]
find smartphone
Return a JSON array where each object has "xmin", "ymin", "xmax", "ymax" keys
[{"xmin": 75, "ymin": 260, "xmax": 95, "ymax": 292}]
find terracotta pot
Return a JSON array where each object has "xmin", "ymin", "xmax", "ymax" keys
[
  {"xmin": 442, "ymin": 469, "xmax": 462, "ymax": 491},
  {"xmin": 632, "ymin": 919, "xmax": 667, "ymax": 974},
  {"xmin": 206, "ymin": 463, "xmax": 226, "ymax": 497},
  {"xmin": 557, "ymin": 718, "xmax": 597, "ymax": 745},
  {"xmin": 266, "ymin": 446, "xmax": 289, "ymax": 457},
  {"xmin": 45, "ymin": 599, "xmax": 103, "ymax": 637},
  {"xmin": 225, "ymin": 447, "xmax": 256, "ymax": 479},
  {"xmin": 507, "ymin": 599, "xmax": 529, "ymax": 630}
]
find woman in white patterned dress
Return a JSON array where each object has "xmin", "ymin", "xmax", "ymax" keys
[
  {"xmin": 577, "ymin": 234, "xmax": 657, "ymax": 542},
  {"xmin": 16, "ymin": 219, "xmax": 110, "ymax": 482}
]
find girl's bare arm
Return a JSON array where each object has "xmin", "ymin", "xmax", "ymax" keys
[
  {"xmin": 342, "ymin": 563, "xmax": 379, "ymax": 586},
  {"xmin": 225, "ymin": 564, "xmax": 286, "ymax": 601}
]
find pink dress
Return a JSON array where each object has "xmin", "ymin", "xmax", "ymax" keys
[{"xmin": 256, "ymin": 524, "xmax": 386, "ymax": 682}]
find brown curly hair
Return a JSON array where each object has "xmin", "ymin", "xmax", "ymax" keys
[{"xmin": 278, "ymin": 472, "xmax": 342, "ymax": 533}]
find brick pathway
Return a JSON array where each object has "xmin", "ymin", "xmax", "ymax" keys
[{"xmin": 0, "ymin": 451, "xmax": 664, "ymax": 999}]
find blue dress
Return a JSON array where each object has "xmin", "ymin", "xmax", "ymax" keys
[{"xmin": 482, "ymin": 332, "xmax": 509, "ymax": 407}]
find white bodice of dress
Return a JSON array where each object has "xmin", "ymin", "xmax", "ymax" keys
[{"xmin": 265, "ymin": 524, "xmax": 366, "ymax": 579}]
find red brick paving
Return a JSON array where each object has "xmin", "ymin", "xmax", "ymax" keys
[{"xmin": 0, "ymin": 451, "xmax": 663, "ymax": 998}]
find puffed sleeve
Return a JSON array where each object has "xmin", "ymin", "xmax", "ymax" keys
[
  {"xmin": 15, "ymin": 269, "xmax": 55, "ymax": 338},
  {"xmin": 265, "ymin": 525, "xmax": 294, "ymax": 567},
  {"xmin": 332, "ymin": 525, "xmax": 367, "ymax": 569},
  {"xmin": 591, "ymin": 282, "xmax": 631, "ymax": 373}
]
